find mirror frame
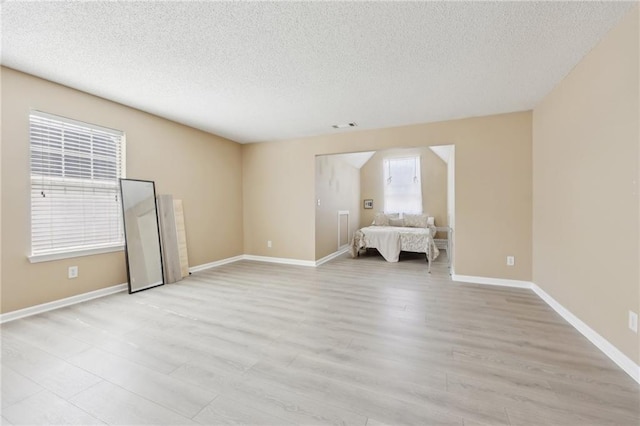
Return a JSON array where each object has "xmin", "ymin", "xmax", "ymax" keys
[{"xmin": 119, "ymin": 178, "xmax": 165, "ymax": 294}]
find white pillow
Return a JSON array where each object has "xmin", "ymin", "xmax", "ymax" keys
[
  {"xmin": 372, "ymin": 212, "xmax": 390, "ymax": 226},
  {"xmin": 403, "ymin": 214, "xmax": 428, "ymax": 228},
  {"xmin": 389, "ymin": 217, "xmax": 405, "ymax": 227},
  {"xmin": 427, "ymin": 216, "xmax": 435, "ymax": 227},
  {"xmin": 372, "ymin": 213, "xmax": 400, "ymax": 226}
]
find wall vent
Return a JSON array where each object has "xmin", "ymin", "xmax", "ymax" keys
[{"xmin": 332, "ymin": 122, "xmax": 357, "ymax": 129}]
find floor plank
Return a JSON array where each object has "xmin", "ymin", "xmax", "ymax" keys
[
  {"xmin": 2, "ymin": 390, "xmax": 104, "ymax": 425},
  {"xmin": 193, "ymin": 394, "xmax": 296, "ymax": 425},
  {"xmin": 68, "ymin": 347, "xmax": 216, "ymax": 418},
  {"xmin": 69, "ymin": 381, "xmax": 196, "ymax": 425},
  {"xmin": 0, "ymin": 367, "xmax": 42, "ymax": 409},
  {"xmin": 1, "ymin": 336, "xmax": 102, "ymax": 399},
  {"xmin": 1, "ymin": 253, "xmax": 638, "ymax": 425}
]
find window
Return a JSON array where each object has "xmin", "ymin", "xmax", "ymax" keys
[
  {"xmin": 29, "ymin": 111, "xmax": 126, "ymax": 261},
  {"xmin": 383, "ymin": 156, "xmax": 422, "ymax": 214}
]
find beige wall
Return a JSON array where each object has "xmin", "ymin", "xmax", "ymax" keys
[
  {"xmin": 360, "ymin": 147, "xmax": 447, "ymax": 230},
  {"xmin": 315, "ymin": 155, "xmax": 360, "ymax": 260},
  {"xmin": 243, "ymin": 111, "xmax": 532, "ymax": 281},
  {"xmin": 533, "ymin": 8, "xmax": 639, "ymax": 363},
  {"xmin": 1, "ymin": 67, "xmax": 244, "ymax": 313},
  {"xmin": 0, "ymin": 68, "xmax": 3, "ymax": 307}
]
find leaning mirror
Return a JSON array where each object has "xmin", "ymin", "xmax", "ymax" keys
[{"xmin": 120, "ymin": 179, "xmax": 164, "ymax": 293}]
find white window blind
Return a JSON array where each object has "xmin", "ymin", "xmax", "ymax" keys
[
  {"xmin": 30, "ymin": 111, "xmax": 126, "ymax": 258},
  {"xmin": 383, "ymin": 156, "xmax": 422, "ymax": 215}
]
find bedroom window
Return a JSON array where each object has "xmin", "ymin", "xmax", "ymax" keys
[
  {"xmin": 29, "ymin": 111, "xmax": 126, "ymax": 262},
  {"xmin": 383, "ymin": 156, "xmax": 422, "ymax": 215}
]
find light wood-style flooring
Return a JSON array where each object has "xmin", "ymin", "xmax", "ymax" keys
[{"xmin": 1, "ymin": 252, "xmax": 639, "ymax": 425}]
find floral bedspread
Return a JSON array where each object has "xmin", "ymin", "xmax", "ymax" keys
[{"xmin": 350, "ymin": 226, "xmax": 439, "ymax": 264}]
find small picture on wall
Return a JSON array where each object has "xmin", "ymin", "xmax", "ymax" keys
[{"xmin": 363, "ymin": 199, "xmax": 373, "ymax": 209}]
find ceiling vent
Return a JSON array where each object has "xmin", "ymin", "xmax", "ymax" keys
[{"xmin": 332, "ymin": 122, "xmax": 357, "ymax": 129}]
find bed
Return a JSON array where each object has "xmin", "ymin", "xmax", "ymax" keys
[{"xmin": 349, "ymin": 213, "xmax": 440, "ymax": 272}]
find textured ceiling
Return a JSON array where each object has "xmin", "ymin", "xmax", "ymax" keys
[{"xmin": 1, "ymin": 1, "xmax": 634, "ymax": 143}]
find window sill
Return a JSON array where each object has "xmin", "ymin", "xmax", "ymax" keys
[{"xmin": 29, "ymin": 244, "xmax": 124, "ymax": 263}]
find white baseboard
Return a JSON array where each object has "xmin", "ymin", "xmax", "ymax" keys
[
  {"xmin": 242, "ymin": 254, "xmax": 316, "ymax": 267},
  {"xmin": 315, "ymin": 247, "xmax": 349, "ymax": 266},
  {"xmin": 531, "ymin": 284, "xmax": 640, "ymax": 384},
  {"xmin": 0, "ymin": 254, "xmax": 247, "ymax": 324},
  {"xmin": 452, "ymin": 274, "xmax": 533, "ymax": 289},
  {"xmin": 451, "ymin": 274, "xmax": 639, "ymax": 384},
  {"xmin": 0, "ymin": 251, "xmax": 331, "ymax": 325},
  {"xmin": 0, "ymin": 283, "xmax": 128, "ymax": 324},
  {"xmin": 7, "ymin": 259, "xmax": 637, "ymax": 383},
  {"xmin": 0, "ymin": 253, "xmax": 320, "ymax": 324},
  {"xmin": 189, "ymin": 255, "xmax": 245, "ymax": 273},
  {"xmin": 190, "ymin": 251, "xmax": 346, "ymax": 272}
]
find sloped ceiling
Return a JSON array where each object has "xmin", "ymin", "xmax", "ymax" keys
[
  {"xmin": 430, "ymin": 145, "xmax": 454, "ymax": 164},
  {"xmin": 1, "ymin": 1, "xmax": 634, "ymax": 143},
  {"xmin": 333, "ymin": 151, "xmax": 376, "ymax": 169}
]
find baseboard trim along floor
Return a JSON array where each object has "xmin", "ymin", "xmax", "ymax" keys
[
  {"xmin": 315, "ymin": 247, "xmax": 350, "ymax": 267},
  {"xmin": 452, "ymin": 273, "xmax": 640, "ymax": 384},
  {"xmin": 530, "ymin": 283, "xmax": 640, "ymax": 384},
  {"xmin": 0, "ymin": 283, "xmax": 128, "ymax": 324},
  {"xmin": 242, "ymin": 255, "xmax": 316, "ymax": 267},
  {"xmin": 5, "ymin": 256, "xmax": 636, "ymax": 424},
  {"xmin": 451, "ymin": 274, "xmax": 532, "ymax": 289},
  {"xmin": 188, "ymin": 255, "xmax": 245, "ymax": 273},
  {"xmin": 3, "ymin": 257, "xmax": 638, "ymax": 384}
]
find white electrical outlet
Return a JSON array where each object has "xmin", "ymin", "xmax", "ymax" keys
[
  {"xmin": 267, "ymin": 240, "xmax": 272, "ymax": 248},
  {"xmin": 68, "ymin": 266, "xmax": 78, "ymax": 279},
  {"xmin": 506, "ymin": 256, "xmax": 515, "ymax": 266},
  {"xmin": 317, "ymin": 199, "xmax": 321, "ymax": 206},
  {"xmin": 629, "ymin": 311, "xmax": 638, "ymax": 333}
]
